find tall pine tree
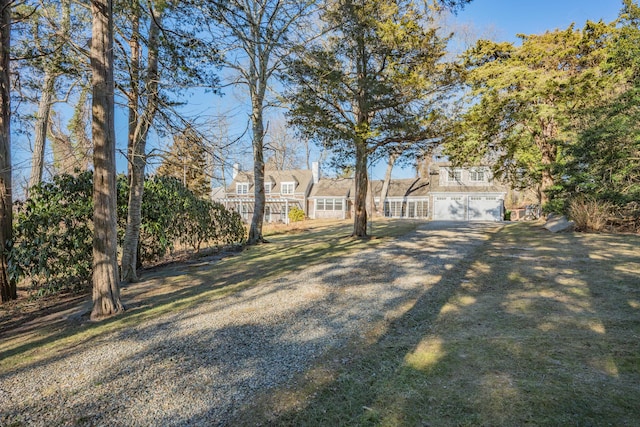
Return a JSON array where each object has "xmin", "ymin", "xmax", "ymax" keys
[{"xmin": 157, "ymin": 127, "xmax": 210, "ymax": 199}]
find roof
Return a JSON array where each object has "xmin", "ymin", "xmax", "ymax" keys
[
  {"xmin": 371, "ymin": 178, "xmax": 430, "ymax": 198},
  {"xmin": 228, "ymin": 168, "xmax": 314, "ymax": 195},
  {"xmin": 210, "ymin": 187, "xmax": 226, "ymax": 200},
  {"xmin": 309, "ymin": 178, "xmax": 354, "ymax": 198}
]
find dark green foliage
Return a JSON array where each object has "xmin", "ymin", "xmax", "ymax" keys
[
  {"xmin": 447, "ymin": 21, "xmax": 616, "ymax": 204},
  {"xmin": 548, "ymin": 3, "xmax": 640, "ymax": 223},
  {"xmin": 11, "ymin": 173, "xmax": 245, "ymax": 296},
  {"xmin": 555, "ymin": 88, "xmax": 640, "ymax": 206},
  {"xmin": 156, "ymin": 128, "xmax": 210, "ymax": 199},
  {"xmin": 139, "ymin": 176, "xmax": 245, "ymax": 257},
  {"xmin": 11, "ymin": 172, "xmax": 94, "ymax": 295}
]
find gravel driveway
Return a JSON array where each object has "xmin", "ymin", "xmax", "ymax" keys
[{"xmin": 0, "ymin": 221, "xmax": 500, "ymax": 426}]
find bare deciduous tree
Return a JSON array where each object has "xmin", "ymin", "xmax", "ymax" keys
[
  {"xmin": 192, "ymin": 0, "xmax": 318, "ymax": 244},
  {"xmin": 120, "ymin": 1, "xmax": 161, "ymax": 283}
]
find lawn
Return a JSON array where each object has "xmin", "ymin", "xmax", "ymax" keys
[{"xmin": 231, "ymin": 222, "xmax": 640, "ymax": 426}]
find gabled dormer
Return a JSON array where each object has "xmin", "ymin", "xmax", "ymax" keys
[
  {"xmin": 280, "ymin": 176, "xmax": 298, "ymax": 195},
  {"xmin": 265, "ymin": 176, "xmax": 276, "ymax": 195},
  {"xmin": 236, "ymin": 181, "xmax": 250, "ymax": 195}
]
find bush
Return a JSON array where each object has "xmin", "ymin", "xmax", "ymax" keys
[
  {"xmin": 288, "ymin": 206, "xmax": 305, "ymax": 223},
  {"xmin": 568, "ymin": 197, "xmax": 613, "ymax": 232},
  {"xmin": 12, "ymin": 173, "xmax": 245, "ymax": 296},
  {"xmin": 11, "ymin": 172, "xmax": 94, "ymax": 295}
]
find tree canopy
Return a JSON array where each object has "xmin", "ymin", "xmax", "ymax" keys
[
  {"xmin": 550, "ymin": 0, "xmax": 640, "ymax": 210},
  {"xmin": 286, "ymin": 0, "xmax": 462, "ymax": 236},
  {"xmin": 445, "ymin": 20, "xmax": 617, "ymax": 204}
]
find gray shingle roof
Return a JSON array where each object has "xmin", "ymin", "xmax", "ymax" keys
[
  {"xmin": 371, "ymin": 178, "xmax": 430, "ymax": 198},
  {"xmin": 227, "ymin": 168, "xmax": 313, "ymax": 196},
  {"xmin": 309, "ymin": 178, "xmax": 354, "ymax": 198}
]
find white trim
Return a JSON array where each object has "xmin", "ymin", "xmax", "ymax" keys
[
  {"xmin": 236, "ymin": 182, "xmax": 249, "ymax": 195},
  {"xmin": 281, "ymin": 181, "xmax": 295, "ymax": 195}
]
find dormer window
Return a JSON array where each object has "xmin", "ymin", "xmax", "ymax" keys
[
  {"xmin": 470, "ymin": 168, "xmax": 486, "ymax": 182},
  {"xmin": 236, "ymin": 183, "xmax": 249, "ymax": 195},
  {"xmin": 281, "ymin": 182, "xmax": 295, "ymax": 195},
  {"xmin": 447, "ymin": 169, "xmax": 462, "ymax": 182},
  {"xmin": 265, "ymin": 182, "xmax": 272, "ymax": 195}
]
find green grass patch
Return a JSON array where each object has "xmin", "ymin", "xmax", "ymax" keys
[{"xmin": 232, "ymin": 223, "xmax": 640, "ymax": 426}]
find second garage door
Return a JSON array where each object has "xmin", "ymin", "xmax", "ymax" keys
[
  {"xmin": 433, "ymin": 195, "xmax": 504, "ymax": 221},
  {"xmin": 468, "ymin": 196, "xmax": 503, "ymax": 221}
]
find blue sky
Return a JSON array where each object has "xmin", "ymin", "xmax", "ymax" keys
[
  {"xmin": 144, "ymin": 0, "xmax": 626, "ymax": 183},
  {"xmin": 454, "ymin": 0, "xmax": 621, "ymax": 43}
]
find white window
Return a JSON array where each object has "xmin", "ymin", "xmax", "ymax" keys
[
  {"xmin": 447, "ymin": 169, "xmax": 462, "ymax": 182},
  {"xmin": 281, "ymin": 182, "xmax": 295, "ymax": 195},
  {"xmin": 324, "ymin": 199, "xmax": 334, "ymax": 210},
  {"xmin": 264, "ymin": 182, "xmax": 272, "ymax": 195},
  {"xmin": 236, "ymin": 183, "xmax": 249, "ymax": 195},
  {"xmin": 384, "ymin": 200, "xmax": 404, "ymax": 217},
  {"xmin": 317, "ymin": 198, "xmax": 343, "ymax": 211},
  {"xmin": 470, "ymin": 168, "xmax": 486, "ymax": 182}
]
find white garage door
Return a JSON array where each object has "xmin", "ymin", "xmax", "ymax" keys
[
  {"xmin": 468, "ymin": 196, "xmax": 503, "ymax": 221},
  {"xmin": 433, "ymin": 196, "xmax": 466, "ymax": 221}
]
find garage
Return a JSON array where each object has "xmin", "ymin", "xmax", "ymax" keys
[
  {"xmin": 432, "ymin": 194, "xmax": 504, "ymax": 221},
  {"xmin": 468, "ymin": 196, "xmax": 503, "ymax": 221},
  {"xmin": 433, "ymin": 196, "xmax": 466, "ymax": 221}
]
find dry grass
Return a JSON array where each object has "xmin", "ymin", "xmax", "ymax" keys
[
  {"xmin": 231, "ymin": 222, "xmax": 640, "ymax": 426},
  {"xmin": 568, "ymin": 197, "xmax": 613, "ymax": 232}
]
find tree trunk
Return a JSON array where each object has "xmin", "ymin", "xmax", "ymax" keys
[
  {"xmin": 126, "ymin": 1, "xmax": 140, "ymax": 182},
  {"xmin": 0, "ymin": 0, "xmax": 15, "ymax": 302},
  {"xmin": 90, "ymin": 0, "xmax": 123, "ymax": 319},
  {"xmin": 248, "ymin": 97, "xmax": 266, "ymax": 244},
  {"xmin": 121, "ymin": 5, "xmax": 161, "ymax": 283},
  {"xmin": 379, "ymin": 152, "xmax": 398, "ymax": 214},
  {"xmin": 28, "ymin": 71, "xmax": 56, "ymax": 192},
  {"xmin": 536, "ymin": 118, "xmax": 558, "ymax": 205},
  {"xmin": 353, "ymin": 138, "xmax": 368, "ymax": 237}
]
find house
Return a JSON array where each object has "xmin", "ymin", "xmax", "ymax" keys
[
  {"xmin": 308, "ymin": 178, "xmax": 354, "ymax": 220},
  {"xmin": 220, "ymin": 152, "xmax": 506, "ymax": 223},
  {"xmin": 210, "ymin": 186, "xmax": 226, "ymax": 202},
  {"xmin": 425, "ymin": 150, "xmax": 507, "ymax": 221},
  {"xmin": 309, "ymin": 176, "xmax": 431, "ymax": 220},
  {"xmin": 221, "ymin": 162, "xmax": 318, "ymax": 223},
  {"xmin": 371, "ymin": 178, "xmax": 431, "ymax": 219}
]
